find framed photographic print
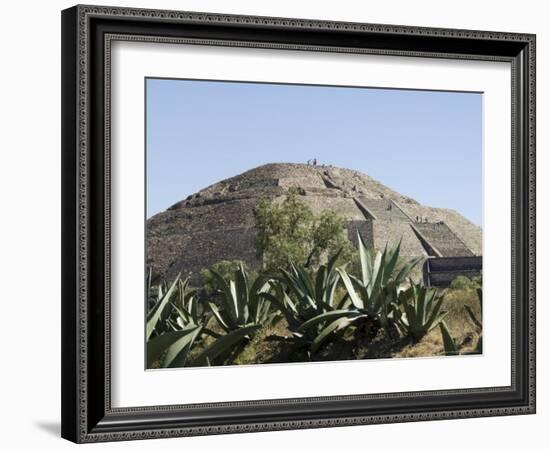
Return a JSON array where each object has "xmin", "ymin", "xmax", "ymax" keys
[{"xmin": 61, "ymin": 4, "xmax": 536, "ymax": 443}]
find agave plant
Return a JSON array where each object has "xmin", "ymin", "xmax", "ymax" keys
[
  {"xmin": 146, "ymin": 274, "xmax": 206, "ymax": 368},
  {"xmin": 267, "ymin": 237, "xmax": 424, "ymax": 354},
  {"xmin": 393, "ymin": 283, "xmax": 447, "ymax": 342},
  {"xmin": 335, "ymin": 234, "xmax": 423, "ymax": 331},
  {"xmin": 275, "ymin": 249, "xmax": 344, "ymax": 321},
  {"xmin": 191, "ymin": 264, "xmax": 279, "ymax": 366},
  {"xmin": 261, "ymin": 250, "xmax": 361, "ymax": 354}
]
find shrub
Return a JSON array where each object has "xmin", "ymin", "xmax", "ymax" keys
[{"xmin": 450, "ymin": 275, "xmax": 476, "ymax": 290}]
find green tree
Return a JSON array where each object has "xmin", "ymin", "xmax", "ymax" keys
[
  {"xmin": 254, "ymin": 190, "xmax": 356, "ymax": 272},
  {"xmin": 308, "ymin": 210, "xmax": 355, "ymax": 268}
]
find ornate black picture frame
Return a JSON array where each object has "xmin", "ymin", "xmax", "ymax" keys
[{"xmin": 61, "ymin": 4, "xmax": 536, "ymax": 443}]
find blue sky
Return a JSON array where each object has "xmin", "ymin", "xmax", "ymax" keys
[{"xmin": 146, "ymin": 78, "xmax": 482, "ymax": 226}]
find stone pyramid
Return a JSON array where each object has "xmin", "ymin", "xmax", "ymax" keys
[{"xmin": 147, "ymin": 163, "xmax": 481, "ymax": 282}]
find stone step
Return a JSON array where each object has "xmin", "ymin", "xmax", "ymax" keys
[
  {"xmin": 412, "ymin": 222, "xmax": 473, "ymax": 257},
  {"xmin": 356, "ymin": 197, "xmax": 409, "ymax": 222}
]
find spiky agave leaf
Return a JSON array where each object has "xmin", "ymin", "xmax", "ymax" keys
[
  {"xmin": 146, "ymin": 273, "xmax": 182, "ymax": 341},
  {"xmin": 320, "ymin": 249, "xmax": 343, "ymax": 308},
  {"xmin": 394, "ymin": 256, "xmax": 423, "ymax": 285},
  {"xmin": 248, "ymin": 273, "xmax": 273, "ymax": 325},
  {"xmin": 464, "ymin": 287, "xmax": 482, "ymax": 330},
  {"xmin": 260, "ymin": 254, "xmax": 351, "ymax": 353},
  {"xmin": 208, "ymin": 269, "xmax": 239, "ymax": 328},
  {"xmin": 464, "ymin": 304, "xmax": 482, "ymax": 329},
  {"xmin": 297, "ymin": 309, "xmax": 362, "ymax": 334},
  {"xmin": 191, "ymin": 324, "xmax": 262, "ymax": 366},
  {"xmin": 197, "ymin": 265, "xmax": 281, "ymax": 366},
  {"xmin": 310, "ymin": 316, "xmax": 360, "ymax": 353},
  {"xmin": 336, "ymin": 267, "xmax": 362, "ymax": 309},
  {"xmin": 280, "ymin": 265, "xmax": 316, "ymax": 310},
  {"xmin": 357, "ymin": 231, "xmax": 372, "ymax": 286},
  {"xmin": 439, "ymin": 321, "xmax": 459, "ymax": 356},
  {"xmin": 162, "ymin": 326, "xmax": 203, "ymax": 368},
  {"xmin": 147, "ymin": 325, "xmax": 202, "ymax": 368},
  {"xmin": 279, "ymin": 249, "xmax": 343, "ymax": 315},
  {"xmin": 145, "ymin": 272, "xmax": 212, "ymax": 368},
  {"xmin": 208, "ymin": 302, "xmax": 232, "ymax": 333},
  {"xmin": 466, "ymin": 288, "xmax": 483, "ymax": 353},
  {"xmin": 209, "ymin": 264, "xmax": 277, "ymax": 329},
  {"xmin": 260, "ymin": 288, "xmax": 302, "ymax": 330}
]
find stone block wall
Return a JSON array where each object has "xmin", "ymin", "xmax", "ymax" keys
[
  {"xmin": 422, "ymin": 256, "xmax": 482, "ymax": 287},
  {"xmin": 345, "ymin": 220, "xmax": 374, "ymax": 249},
  {"xmin": 164, "ymin": 227, "xmax": 259, "ymax": 283}
]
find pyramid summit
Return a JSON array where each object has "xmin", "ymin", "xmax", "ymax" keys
[{"xmin": 147, "ymin": 163, "xmax": 481, "ymax": 282}]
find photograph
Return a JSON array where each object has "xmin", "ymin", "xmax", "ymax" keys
[
  {"xmin": 145, "ymin": 78, "xmax": 484, "ymax": 369},
  {"xmin": 57, "ymin": 3, "xmax": 537, "ymax": 443}
]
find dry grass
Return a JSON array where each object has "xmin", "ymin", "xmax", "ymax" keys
[{"xmin": 232, "ymin": 319, "xmax": 293, "ymax": 365}]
